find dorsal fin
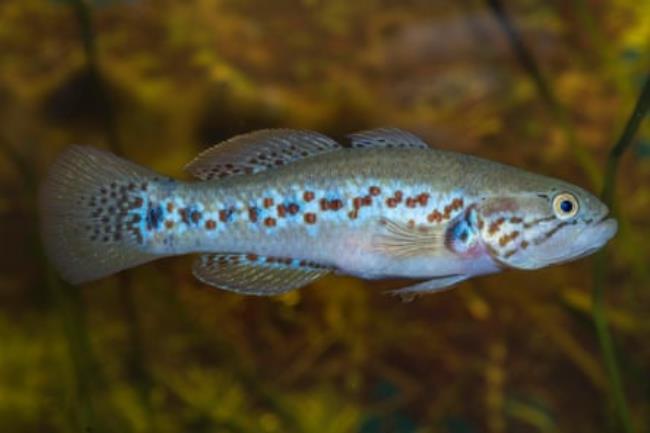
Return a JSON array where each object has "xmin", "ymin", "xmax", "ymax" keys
[
  {"xmin": 192, "ymin": 253, "xmax": 331, "ymax": 295},
  {"xmin": 347, "ymin": 128, "xmax": 430, "ymax": 149},
  {"xmin": 185, "ymin": 129, "xmax": 342, "ymax": 180}
]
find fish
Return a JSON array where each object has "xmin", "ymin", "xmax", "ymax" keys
[{"xmin": 39, "ymin": 128, "xmax": 618, "ymax": 297}]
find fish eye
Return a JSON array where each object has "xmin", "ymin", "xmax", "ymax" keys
[{"xmin": 552, "ymin": 192, "xmax": 579, "ymax": 219}]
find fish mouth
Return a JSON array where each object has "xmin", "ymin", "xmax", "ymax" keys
[
  {"xmin": 594, "ymin": 216, "xmax": 618, "ymax": 242},
  {"xmin": 571, "ymin": 218, "xmax": 616, "ymax": 259}
]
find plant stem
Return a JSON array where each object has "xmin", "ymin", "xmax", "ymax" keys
[
  {"xmin": 485, "ymin": 0, "xmax": 601, "ymax": 186},
  {"xmin": 593, "ymin": 74, "xmax": 649, "ymax": 433}
]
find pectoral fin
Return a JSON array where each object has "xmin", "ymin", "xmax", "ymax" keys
[
  {"xmin": 193, "ymin": 253, "xmax": 331, "ymax": 296},
  {"xmin": 374, "ymin": 218, "xmax": 450, "ymax": 257}
]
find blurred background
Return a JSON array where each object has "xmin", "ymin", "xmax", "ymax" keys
[{"xmin": 0, "ymin": 0, "xmax": 648, "ymax": 432}]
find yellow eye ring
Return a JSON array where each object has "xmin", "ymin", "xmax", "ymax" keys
[{"xmin": 552, "ymin": 192, "xmax": 579, "ymax": 219}]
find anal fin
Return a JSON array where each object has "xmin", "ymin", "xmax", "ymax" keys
[{"xmin": 193, "ymin": 253, "xmax": 331, "ymax": 296}]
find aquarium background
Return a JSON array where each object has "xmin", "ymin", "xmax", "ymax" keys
[{"xmin": 0, "ymin": 0, "xmax": 648, "ymax": 432}]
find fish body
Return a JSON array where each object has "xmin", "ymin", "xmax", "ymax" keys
[{"xmin": 40, "ymin": 128, "xmax": 617, "ymax": 296}]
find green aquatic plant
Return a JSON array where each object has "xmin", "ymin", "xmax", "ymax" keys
[{"xmin": 592, "ymin": 75, "xmax": 649, "ymax": 433}]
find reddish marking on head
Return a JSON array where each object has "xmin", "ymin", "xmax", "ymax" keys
[
  {"xmin": 386, "ymin": 198, "xmax": 398, "ymax": 208},
  {"xmin": 406, "ymin": 197, "xmax": 417, "ymax": 208},
  {"xmin": 165, "ymin": 220, "xmax": 174, "ymax": 229},
  {"xmin": 287, "ymin": 203, "xmax": 300, "ymax": 215},
  {"xmin": 488, "ymin": 217, "xmax": 506, "ymax": 235},
  {"xmin": 362, "ymin": 196, "xmax": 372, "ymax": 206},
  {"xmin": 133, "ymin": 197, "xmax": 144, "ymax": 208},
  {"xmin": 277, "ymin": 204, "xmax": 286, "ymax": 218},
  {"xmin": 264, "ymin": 217, "xmax": 276, "ymax": 227},
  {"xmin": 369, "ymin": 186, "xmax": 381, "ymax": 196},
  {"xmin": 417, "ymin": 193, "xmax": 429, "ymax": 206},
  {"xmin": 205, "ymin": 219, "xmax": 216, "ymax": 230},
  {"xmin": 219, "ymin": 210, "xmax": 229, "ymax": 222},
  {"xmin": 304, "ymin": 213, "xmax": 317, "ymax": 224},
  {"xmin": 303, "ymin": 191, "xmax": 315, "ymax": 202},
  {"xmin": 482, "ymin": 198, "xmax": 519, "ymax": 216},
  {"xmin": 246, "ymin": 253, "xmax": 259, "ymax": 261},
  {"xmin": 166, "ymin": 202, "xmax": 174, "ymax": 213},
  {"xmin": 191, "ymin": 211, "xmax": 202, "ymax": 224},
  {"xmin": 353, "ymin": 197, "xmax": 362, "ymax": 210},
  {"xmin": 248, "ymin": 208, "xmax": 258, "ymax": 223},
  {"xmin": 498, "ymin": 230, "xmax": 520, "ymax": 247},
  {"xmin": 263, "ymin": 198, "xmax": 274, "ymax": 208}
]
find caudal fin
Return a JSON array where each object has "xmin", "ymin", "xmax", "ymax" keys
[{"xmin": 39, "ymin": 146, "xmax": 162, "ymax": 284}]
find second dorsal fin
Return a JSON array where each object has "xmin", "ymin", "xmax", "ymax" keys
[
  {"xmin": 347, "ymin": 128, "xmax": 430, "ymax": 149},
  {"xmin": 185, "ymin": 129, "xmax": 342, "ymax": 180}
]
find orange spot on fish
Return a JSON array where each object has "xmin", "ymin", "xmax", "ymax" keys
[
  {"xmin": 330, "ymin": 199, "xmax": 343, "ymax": 211},
  {"xmin": 304, "ymin": 213, "xmax": 317, "ymax": 224}
]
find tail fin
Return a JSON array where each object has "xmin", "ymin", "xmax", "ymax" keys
[{"xmin": 39, "ymin": 146, "xmax": 162, "ymax": 284}]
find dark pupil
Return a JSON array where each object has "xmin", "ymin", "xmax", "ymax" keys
[{"xmin": 560, "ymin": 200, "xmax": 574, "ymax": 213}]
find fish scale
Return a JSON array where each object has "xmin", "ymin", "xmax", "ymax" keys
[
  {"xmin": 39, "ymin": 128, "xmax": 617, "ymax": 296},
  {"xmin": 142, "ymin": 173, "xmax": 469, "ymax": 268}
]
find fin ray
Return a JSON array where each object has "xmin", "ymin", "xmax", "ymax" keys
[
  {"xmin": 389, "ymin": 274, "xmax": 468, "ymax": 299},
  {"xmin": 185, "ymin": 129, "xmax": 342, "ymax": 180},
  {"xmin": 347, "ymin": 128, "xmax": 430, "ymax": 149},
  {"xmin": 193, "ymin": 253, "xmax": 331, "ymax": 295},
  {"xmin": 39, "ymin": 146, "xmax": 162, "ymax": 284},
  {"xmin": 373, "ymin": 218, "xmax": 449, "ymax": 257}
]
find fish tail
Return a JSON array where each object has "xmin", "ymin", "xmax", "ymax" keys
[{"xmin": 39, "ymin": 145, "xmax": 162, "ymax": 284}]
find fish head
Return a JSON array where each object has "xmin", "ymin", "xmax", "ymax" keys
[{"xmin": 477, "ymin": 184, "xmax": 617, "ymax": 270}]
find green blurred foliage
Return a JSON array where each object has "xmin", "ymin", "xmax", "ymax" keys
[{"xmin": 0, "ymin": 0, "xmax": 648, "ymax": 432}]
